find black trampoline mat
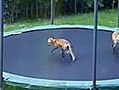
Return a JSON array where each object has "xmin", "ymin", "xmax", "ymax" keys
[{"xmin": 3, "ymin": 28, "xmax": 119, "ymax": 81}]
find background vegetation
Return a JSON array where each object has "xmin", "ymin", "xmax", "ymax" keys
[
  {"xmin": 3, "ymin": 0, "xmax": 118, "ymax": 23},
  {"xmin": 4, "ymin": 9, "xmax": 118, "ymax": 32}
]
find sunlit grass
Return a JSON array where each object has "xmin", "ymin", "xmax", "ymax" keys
[
  {"xmin": 98, "ymin": 9, "xmax": 117, "ymax": 27},
  {"xmin": 4, "ymin": 19, "xmax": 50, "ymax": 32}
]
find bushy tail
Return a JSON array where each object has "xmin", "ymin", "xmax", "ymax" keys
[{"xmin": 67, "ymin": 45, "xmax": 75, "ymax": 61}]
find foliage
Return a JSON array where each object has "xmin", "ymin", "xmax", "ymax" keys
[
  {"xmin": 4, "ymin": 9, "xmax": 117, "ymax": 32},
  {"xmin": 3, "ymin": 0, "xmax": 118, "ymax": 23}
]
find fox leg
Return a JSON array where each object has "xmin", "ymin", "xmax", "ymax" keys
[
  {"xmin": 113, "ymin": 47, "xmax": 116, "ymax": 54},
  {"xmin": 51, "ymin": 47, "xmax": 59, "ymax": 53},
  {"xmin": 113, "ymin": 42, "xmax": 119, "ymax": 55},
  {"xmin": 112, "ymin": 41, "xmax": 118, "ymax": 53},
  {"xmin": 67, "ymin": 46, "xmax": 75, "ymax": 61},
  {"xmin": 61, "ymin": 49, "xmax": 65, "ymax": 57},
  {"xmin": 112, "ymin": 40, "xmax": 117, "ymax": 48},
  {"xmin": 113, "ymin": 47, "xmax": 119, "ymax": 56},
  {"xmin": 68, "ymin": 54, "xmax": 72, "ymax": 60}
]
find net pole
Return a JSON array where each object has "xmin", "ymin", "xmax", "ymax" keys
[
  {"xmin": 0, "ymin": 0, "xmax": 3, "ymax": 89},
  {"xmin": 92, "ymin": 0, "xmax": 98, "ymax": 90},
  {"xmin": 118, "ymin": 0, "xmax": 119, "ymax": 27}
]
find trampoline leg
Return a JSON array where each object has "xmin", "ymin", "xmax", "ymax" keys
[{"xmin": 51, "ymin": 47, "xmax": 58, "ymax": 53}]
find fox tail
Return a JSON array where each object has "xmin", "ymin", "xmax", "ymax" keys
[{"xmin": 67, "ymin": 45, "xmax": 75, "ymax": 61}]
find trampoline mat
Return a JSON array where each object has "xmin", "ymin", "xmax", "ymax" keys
[{"xmin": 3, "ymin": 28, "xmax": 119, "ymax": 81}]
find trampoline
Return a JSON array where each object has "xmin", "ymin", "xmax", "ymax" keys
[{"xmin": 3, "ymin": 26, "xmax": 119, "ymax": 89}]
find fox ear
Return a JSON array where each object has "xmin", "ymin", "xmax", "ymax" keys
[
  {"xmin": 51, "ymin": 37, "xmax": 55, "ymax": 39},
  {"xmin": 48, "ymin": 37, "xmax": 54, "ymax": 41}
]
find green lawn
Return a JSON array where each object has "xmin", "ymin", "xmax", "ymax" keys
[{"xmin": 4, "ymin": 9, "xmax": 118, "ymax": 32}]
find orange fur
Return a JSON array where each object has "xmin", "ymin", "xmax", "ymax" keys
[
  {"xmin": 48, "ymin": 38, "xmax": 70, "ymax": 50},
  {"xmin": 48, "ymin": 37, "xmax": 75, "ymax": 61},
  {"xmin": 112, "ymin": 31, "xmax": 119, "ymax": 48}
]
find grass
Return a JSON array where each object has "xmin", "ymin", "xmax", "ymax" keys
[
  {"xmin": 56, "ymin": 9, "xmax": 118, "ymax": 27},
  {"xmin": 4, "ymin": 19, "xmax": 50, "ymax": 32},
  {"xmin": 4, "ymin": 9, "xmax": 118, "ymax": 32},
  {"xmin": 98, "ymin": 9, "xmax": 117, "ymax": 27}
]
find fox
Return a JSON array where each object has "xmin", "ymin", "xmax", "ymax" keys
[
  {"xmin": 112, "ymin": 31, "xmax": 119, "ymax": 49},
  {"xmin": 47, "ymin": 37, "xmax": 75, "ymax": 61}
]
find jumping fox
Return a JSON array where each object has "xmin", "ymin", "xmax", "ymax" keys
[
  {"xmin": 112, "ymin": 31, "xmax": 119, "ymax": 49},
  {"xmin": 48, "ymin": 37, "xmax": 75, "ymax": 61}
]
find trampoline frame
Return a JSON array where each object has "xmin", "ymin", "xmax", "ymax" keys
[{"xmin": 3, "ymin": 25, "xmax": 119, "ymax": 89}]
